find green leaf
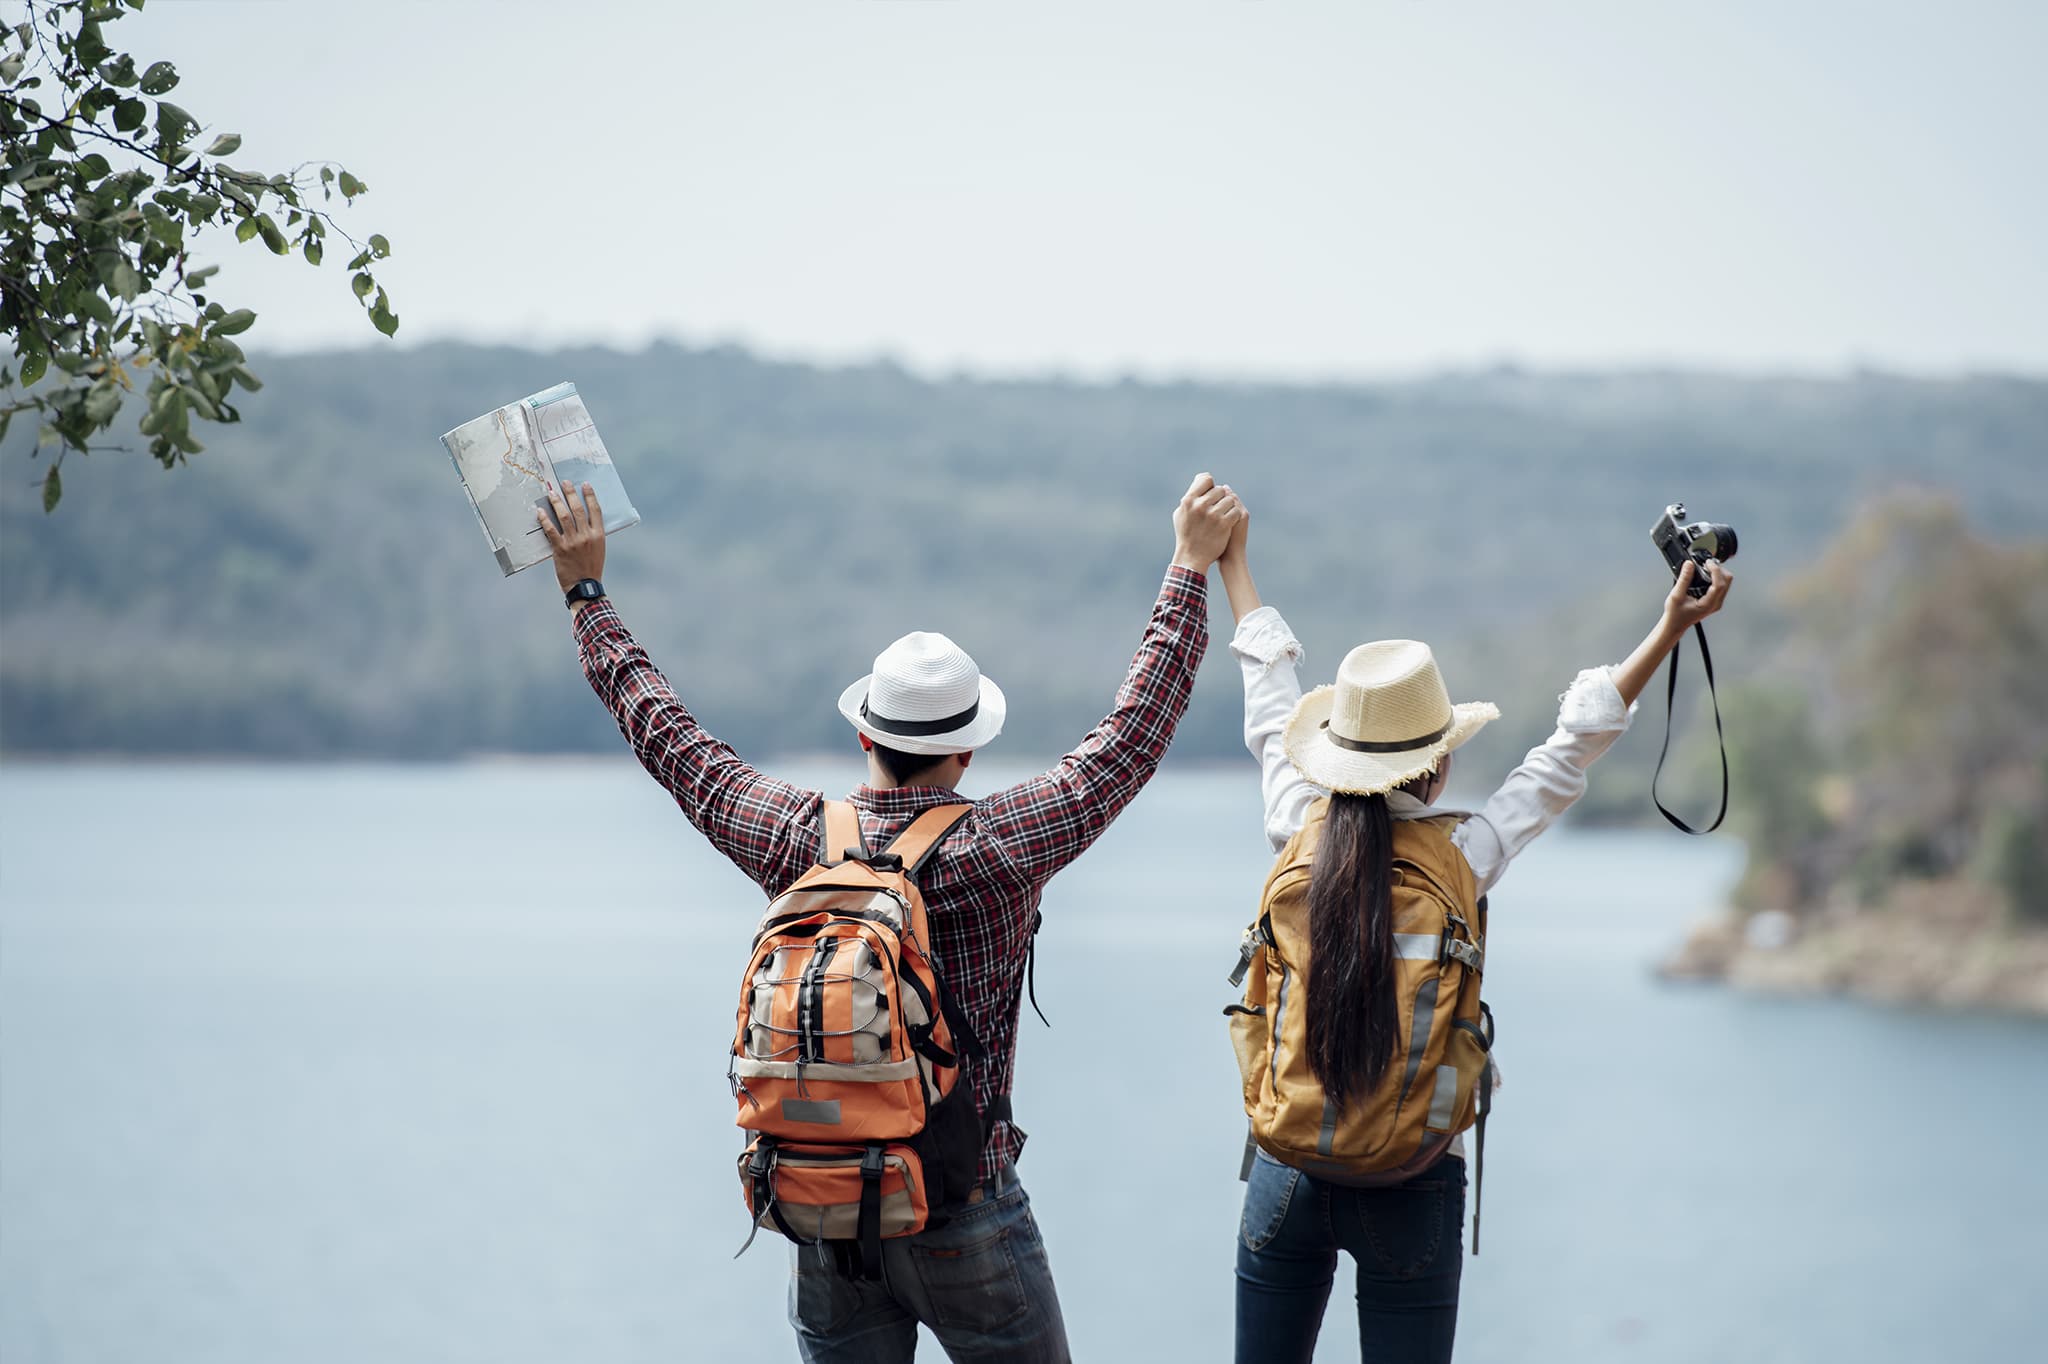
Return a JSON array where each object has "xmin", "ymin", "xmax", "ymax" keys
[
  {"xmin": 138, "ymin": 60, "xmax": 178, "ymax": 95},
  {"xmin": 368, "ymin": 233, "xmax": 390, "ymax": 257},
  {"xmin": 302, "ymin": 238, "xmax": 322, "ymax": 266},
  {"xmin": 351, "ymin": 271, "xmax": 373, "ymax": 299},
  {"xmin": 203, "ymin": 133, "xmax": 241, "ymax": 157},
  {"xmin": 184, "ymin": 263, "xmax": 219, "ymax": 287},
  {"xmin": 369, "ymin": 287, "xmax": 398, "ymax": 337},
  {"xmin": 20, "ymin": 351, "xmax": 46, "ymax": 386},
  {"xmin": 41, "ymin": 464, "xmax": 60, "ymax": 514},
  {"xmin": 109, "ymin": 258, "xmax": 141, "ymax": 301},
  {"xmin": 83, "ymin": 382, "xmax": 123, "ymax": 423},
  {"xmin": 155, "ymin": 101, "xmax": 193, "ymax": 141},
  {"xmin": 234, "ymin": 216, "xmax": 259, "ymax": 243},
  {"xmin": 97, "ymin": 54, "xmax": 139, "ymax": 87},
  {"xmin": 337, "ymin": 170, "xmax": 364, "ymax": 198},
  {"xmin": 345, "ymin": 249, "xmax": 371, "ymax": 271},
  {"xmin": 213, "ymin": 307, "xmax": 256, "ymax": 336},
  {"xmin": 256, "ymin": 214, "xmax": 287, "ymax": 254},
  {"xmin": 230, "ymin": 365, "xmax": 263, "ymax": 393},
  {"xmin": 1, "ymin": 56, "xmax": 22, "ymax": 84}
]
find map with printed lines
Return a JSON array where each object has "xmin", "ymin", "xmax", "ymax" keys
[{"xmin": 439, "ymin": 382, "xmax": 641, "ymax": 576}]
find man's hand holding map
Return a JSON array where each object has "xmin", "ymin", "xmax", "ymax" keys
[{"xmin": 440, "ymin": 382, "xmax": 640, "ymax": 575}]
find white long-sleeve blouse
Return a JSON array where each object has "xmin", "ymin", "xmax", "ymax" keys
[{"xmin": 1232, "ymin": 605, "xmax": 1636, "ymax": 882}]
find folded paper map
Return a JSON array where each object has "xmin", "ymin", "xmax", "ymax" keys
[{"xmin": 439, "ymin": 382, "xmax": 640, "ymax": 576}]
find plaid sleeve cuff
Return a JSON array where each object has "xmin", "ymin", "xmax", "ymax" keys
[
  {"xmin": 1161, "ymin": 563, "xmax": 1209, "ymax": 607},
  {"xmin": 571, "ymin": 597, "xmax": 628, "ymax": 653}
]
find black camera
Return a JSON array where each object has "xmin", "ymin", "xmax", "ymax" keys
[{"xmin": 1651, "ymin": 503, "xmax": 1738, "ymax": 598}]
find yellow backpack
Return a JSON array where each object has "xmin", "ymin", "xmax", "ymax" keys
[{"xmin": 1226, "ymin": 799, "xmax": 1498, "ymax": 1247}]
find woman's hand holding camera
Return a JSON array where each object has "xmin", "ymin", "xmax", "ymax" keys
[
  {"xmin": 1611, "ymin": 558, "xmax": 1735, "ymax": 708},
  {"xmin": 1661, "ymin": 558, "xmax": 1734, "ymax": 637}
]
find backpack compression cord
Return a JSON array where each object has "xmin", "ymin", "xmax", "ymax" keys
[{"xmin": 1650, "ymin": 622, "xmax": 1727, "ymax": 835}]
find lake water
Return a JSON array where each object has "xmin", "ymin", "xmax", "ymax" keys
[{"xmin": 2, "ymin": 762, "xmax": 2043, "ymax": 1363}]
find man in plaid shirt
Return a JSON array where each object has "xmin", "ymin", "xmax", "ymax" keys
[{"xmin": 538, "ymin": 473, "xmax": 1244, "ymax": 1363}]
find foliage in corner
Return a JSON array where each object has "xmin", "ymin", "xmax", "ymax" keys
[{"xmin": 0, "ymin": 0, "xmax": 397, "ymax": 510}]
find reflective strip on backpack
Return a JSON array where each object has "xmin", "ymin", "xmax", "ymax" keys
[
  {"xmin": 733, "ymin": 1056, "xmax": 920, "ymax": 1083},
  {"xmin": 1393, "ymin": 933, "xmax": 1441, "ymax": 961},
  {"xmin": 1426, "ymin": 1064, "xmax": 1458, "ymax": 1130},
  {"xmin": 1317, "ymin": 1096, "xmax": 1339, "ymax": 1157},
  {"xmin": 1267, "ymin": 959, "xmax": 1292, "ymax": 1094},
  {"xmin": 1398, "ymin": 975, "xmax": 1440, "ymax": 1098}
]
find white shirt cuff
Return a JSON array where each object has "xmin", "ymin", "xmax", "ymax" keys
[
  {"xmin": 1230, "ymin": 606, "xmax": 1304, "ymax": 675},
  {"xmin": 1557, "ymin": 666, "xmax": 1633, "ymax": 734}
]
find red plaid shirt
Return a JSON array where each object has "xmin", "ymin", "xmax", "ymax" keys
[{"xmin": 573, "ymin": 565, "xmax": 1209, "ymax": 1184}]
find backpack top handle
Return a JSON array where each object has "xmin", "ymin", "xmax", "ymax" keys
[{"xmin": 875, "ymin": 804, "xmax": 973, "ymax": 878}]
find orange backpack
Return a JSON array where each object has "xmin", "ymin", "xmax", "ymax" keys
[{"xmin": 732, "ymin": 800, "xmax": 986, "ymax": 1277}]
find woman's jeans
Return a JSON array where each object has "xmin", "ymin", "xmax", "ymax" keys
[
  {"xmin": 789, "ymin": 1162, "xmax": 1070, "ymax": 1363},
  {"xmin": 1235, "ymin": 1148, "xmax": 1467, "ymax": 1364}
]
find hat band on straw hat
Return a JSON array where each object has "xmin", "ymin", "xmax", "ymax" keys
[
  {"xmin": 860, "ymin": 695, "xmax": 981, "ymax": 738},
  {"xmin": 1320, "ymin": 717, "xmax": 1452, "ymax": 754}
]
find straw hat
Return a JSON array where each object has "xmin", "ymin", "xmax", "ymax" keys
[
  {"xmin": 1283, "ymin": 640, "xmax": 1499, "ymax": 795},
  {"xmin": 837, "ymin": 631, "xmax": 1007, "ymax": 756}
]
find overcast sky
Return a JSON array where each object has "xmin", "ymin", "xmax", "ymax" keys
[{"xmin": 111, "ymin": 0, "xmax": 2048, "ymax": 379}]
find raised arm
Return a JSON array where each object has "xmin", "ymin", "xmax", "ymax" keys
[
  {"xmin": 541, "ymin": 482, "xmax": 819, "ymax": 891},
  {"xmin": 1455, "ymin": 556, "xmax": 1736, "ymax": 894},
  {"xmin": 1219, "ymin": 503, "xmax": 1322, "ymax": 850},
  {"xmin": 980, "ymin": 475, "xmax": 1241, "ymax": 884}
]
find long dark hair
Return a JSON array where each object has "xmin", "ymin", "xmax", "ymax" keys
[{"xmin": 1304, "ymin": 790, "xmax": 1400, "ymax": 1110}]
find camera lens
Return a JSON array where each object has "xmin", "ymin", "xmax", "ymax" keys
[{"xmin": 1706, "ymin": 524, "xmax": 1738, "ymax": 562}]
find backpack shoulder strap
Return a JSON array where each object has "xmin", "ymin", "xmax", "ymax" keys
[
  {"xmin": 819, "ymin": 799, "xmax": 867, "ymax": 866},
  {"xmin": 877, "ymin": 803, "xmax": 973, "ymax": 877}
]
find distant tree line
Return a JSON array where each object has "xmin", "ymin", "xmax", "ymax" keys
[{"xmin": 2, "ymin": 345, "xmax": 2043, "ymax": 873}]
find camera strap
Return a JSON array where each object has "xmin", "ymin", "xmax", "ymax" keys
[{"xmin": 1651, "ymin": 622, "xmax": 1727, "ymax": 835}]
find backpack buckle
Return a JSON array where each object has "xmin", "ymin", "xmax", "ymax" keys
[
  {"xmin": 1227, "ymin": 926, "xmax": 1261, "ymax": 987},
  {"xmin": 851, "ymin": 851, "xmax": 904, "ymax": 873}
]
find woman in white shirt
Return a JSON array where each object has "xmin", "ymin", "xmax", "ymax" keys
[{"xmin": 1217, "ymin": 511, "xmax": 1732, "ymax": 1364}]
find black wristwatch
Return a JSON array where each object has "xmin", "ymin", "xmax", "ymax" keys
[{"xmin": 564, "ymin": 578, "xmax": 606, "ymax": 609}]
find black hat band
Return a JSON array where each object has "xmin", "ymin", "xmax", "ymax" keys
[
  {"xmin": 861, "ymin": 695, "xmax": 980, "ymax": 737},
  {"xmin": 1320, "ymin": 716, "xmax": 1452, "ymax": 754}
]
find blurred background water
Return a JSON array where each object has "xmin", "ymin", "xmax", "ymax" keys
[{"xmin": 4, "ymin": 760, "xmax": 2041, "ymax": 1363}]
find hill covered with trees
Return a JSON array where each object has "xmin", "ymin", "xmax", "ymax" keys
[{"xmin": 3, "ymin": 345, "xmax": 2042, "ymax": 810}]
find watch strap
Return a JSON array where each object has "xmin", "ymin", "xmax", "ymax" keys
[{"xmin": 564, "ymin": 578, "xmax": 606, "ymax": 608}]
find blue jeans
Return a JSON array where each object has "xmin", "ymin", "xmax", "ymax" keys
[
  {"xmin": 1234, "ymin": 1149, "xmax": 1467, "ymax": 1364},
  {"xmin": 789, "ymin": 1163, "xmax": 1070, "ymax": 1363}
]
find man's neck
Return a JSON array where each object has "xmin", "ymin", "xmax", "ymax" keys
[{"xmin": 863, "ymin": 754, "xmax": 965, "ymax": 791}]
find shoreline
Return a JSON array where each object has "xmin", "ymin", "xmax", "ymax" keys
[{"xmin": 1659, "ymin": 886, "xmax": 2048, "ymax": 1020}]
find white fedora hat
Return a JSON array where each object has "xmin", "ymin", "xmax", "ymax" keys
[
  {"xmin": 1283, "ymin": 640, "xmax": 1499, "ymax": 796},
  {"xmin": 837, "ymin": 632, "xmax": 1007, "ymax": 757}
]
